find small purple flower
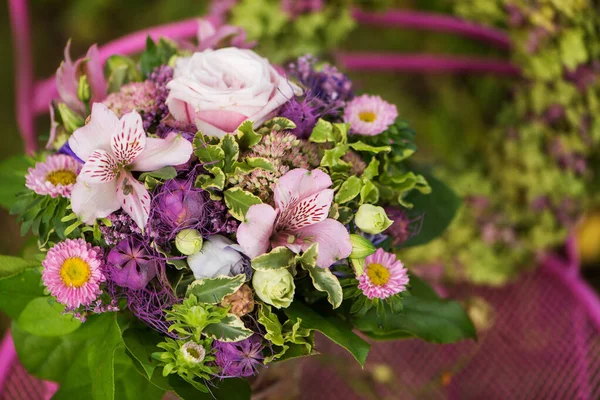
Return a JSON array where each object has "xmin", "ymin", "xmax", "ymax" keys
[
  {"xmin": 155, "ymin": 179, "xmax": 208, "ymax": 230},
  {"xmin": 279, "ymin": 95, "xmax": 321, "ymax": 139},
  {"xmin": 214, "ymin": 336, "xmax": 265, "ymax": 378},
  {"xmin": 150, "ymin": 178, "xmax": 238, "ymax": 247},
  {"xmin": 107, "ymin": 237, "xmax": 158, "ymax": 290},
  {"xmin": 288, "ymin": 55, "xmax": 353, "ymax": 114}
]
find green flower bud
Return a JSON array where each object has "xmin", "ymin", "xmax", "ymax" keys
[
  {"xmin": 252, "ymin": 269, "xmax": 295, "ymax": 309},
  {"xmin": 176, "ymin": 229, "xmax": 204, "ymax": 255},
  {"xmin": 77, "ymin": 75, "xmax": 91, "ymax": 103},
  {"xmin": 349, "ymin": 234, "xmax": 376, "ymax": 259},
  {"xmin": 57, "ymin": 103, "xmax": 85, "ymax": 134},
  {"xmin": 355, "ymin": 204, "xmax": 393, "ymax": 234}
]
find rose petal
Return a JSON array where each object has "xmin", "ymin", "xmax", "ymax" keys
[
  {"xmin": 237, "ymin": 204, "xmax": 277, "ymax": 258},
  {"xmin": 69, "ymin": 103, "xmax": 119, "ymax": 161},
  {"xmin": 194, "ymin": 109, "xmax": 248, "ymax": 137},
  {"xmin": 131, "ymin": 133, "xmax": 193, "ymax": 172}
]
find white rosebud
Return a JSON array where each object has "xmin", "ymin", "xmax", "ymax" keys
[
  {"xmin": 187, "ymin": 235, "xmax": 244, "ymax": 279},
  {"xmin": 355, "ymin": 204, "xmax": 393, "ymax": 234},
  {"xmin": 176, "ymin": 229, "xmax": 204, "ymax": 255}
]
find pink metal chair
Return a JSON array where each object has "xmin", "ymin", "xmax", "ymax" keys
[
  {"xmin": 6, "ymin": 1, "xmax": 599, "ymax": 399},
  {"xmin": 301, "ymin": 236, "xmax": 600, "ymax": 399}
]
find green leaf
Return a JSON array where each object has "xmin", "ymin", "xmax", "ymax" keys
[
  {"xmin": 359, "ymin": 179, "xmax": 379, "ymax": 204},
  {"xmin": 221, "ymin": 134, "xmax": 240, "ymax": 173},
  {"xmin": 402, "ymin": 173, "xmax": 461, "ymax": 247},
  {"xmin": 353, "ymin": 276, "xmax": 476, "ymax": 343},
  {"xmin": 105, "ymin": 55, "xmax": 142, "ymax": 93},
  {"xmin": 245, "ymin": 157, "xmax": 275, "ymax": 172},
  {"xmin": 223, "ymin": 187, "xmax": 262, "ymax": 221},
  {"xmin": 362, "ymin": 158, "xmax": 380, "ymax": 180},
  {"xmin": 194, "ymin": 134, "xmax": 225, "ymax": 168},
  {"xmin": 122, "ymin": 326, "xmax": 164, "ymax": 380},
  {"xmin": 284, "ymin": 302, "xmax": 370, "ymax": 366},
  {"xmin": 334, "ymin": 176, "xmax": 363, "ymax": 204},
  {"xmin": 12, "ymin": 313, "xmax": 122, "ymax": 390},
  {"xmin": 304, "ymin": 264, "xmax": 343, "ymax": 309},
  {"xmin": 309, "ymin": 118, "xmax": 334, "ymax": 143},
  {"xmin": 204, "ymin": 314, "xmax": 253, "ymax": 342},
  {"xmin": 236, "ymin": 120, "xmax": 262, "ymax": 150},
  {"xmin": 169, "ymin": 375, "xmax": 250, "ymax": 400},
  {"xmin": 139, "ymin": 166, "xmax": 177, "ymax": 182},
  {"xmin": 349, "ymin": 142, "xmax": 391, "ymax": 153},
  {"xmin": 18, "ymin": 297, "xmax": 82, "ymax": 336},
  {"xmin": 332, "ymin": 122, "xmax": 349, "ymax": 144},
  {"xmin": 320, "ymin": 145, "xmax": 350, "ymax": 169},
  {"xmin": 196, "ymin": 167, "xmax": 226, "ymax": 191},
  {"xmin": 140, "ymin": 37, "xmax": 177, "ymax": 78},
  {"xmin": 0, "ymin": 155, "xmax": 30, "ymax": 210},
  {"xmin": 0, "ymin": 254, "xmax": 39, "ymax": 280},
  {"xmin": 257, "ymin": 305, "xmax": 313, "ymax": 364},
  {"xmin": 262, "ymin": 117, "xmax": 297, "ymax": 131},
  {"xmin": 0, "ymin": 268, "xmax": 44, "ymax": 319},
  {"xmin": 251, "ymin": 246, "xmax": 296, "ymax": 271},
  {"xmin": 349, "ymin": 234, "xmax": 376, "ymax": 259},
  {"xmin": 186, "ymin": 274, "xmax": 245, "ymax": 304}
]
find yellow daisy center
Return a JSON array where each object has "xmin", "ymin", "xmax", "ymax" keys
[
  {"xmin": 46, "ymin": 170, "xmax": 77, "ymax": 186},
  {"xmin": 366, "ymin": 263, "xmax": 390, "ymax": 286},
  {"xmin": 359, "ymin": 111, "xmax": 377, "ymax": 123},
  {"xmin": 60, "ymin": 257, "xmax": 91, "ymax": 288}
]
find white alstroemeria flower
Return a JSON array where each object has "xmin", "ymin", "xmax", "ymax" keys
[{"xmin": 68, "ymin": 103, "xmax": 193, "ymax": 229}]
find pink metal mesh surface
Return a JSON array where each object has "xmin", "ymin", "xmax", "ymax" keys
[{"xmin": 300, "ymin": 262, "xmax": 600, "ymax": 400}]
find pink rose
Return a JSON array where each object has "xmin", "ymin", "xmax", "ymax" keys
[{"xmin": 166, "ymin": 47, "xmax": 299, "ymax": 137}]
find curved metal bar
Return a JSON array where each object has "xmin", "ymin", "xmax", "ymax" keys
[
  {"xmin": 352, "ymin": 9, "xmax": 511, "ymax": 51},
  {"xmin": 8, "ymin": 0, "xmax": 37, "ymax": 154},
  {"xmin": 337, "ymin": 53, "xmax": 520, "ymax": 76}
]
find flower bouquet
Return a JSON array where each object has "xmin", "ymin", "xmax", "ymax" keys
[{"xmin": 1, "ymin": 20, "xmax": 474, "ymax": 400}]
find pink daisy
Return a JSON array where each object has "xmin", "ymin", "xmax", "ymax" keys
[
  {"xmin": 25, "ymin": 154, "xmax": 81, "ymax": 198},
  {"xmin": 42, "ymin": 239, "xmax": 106, "ymax": 309},
  {"xmin": 358, "ymin": 248, "xmax": 409, "ymax": 300},
  {"xmin": 344, "ymin": 94, "xmax": 398, "ymax": 136}
]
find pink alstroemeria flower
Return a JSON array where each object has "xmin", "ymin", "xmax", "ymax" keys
[
  {"xmin": 237, "ymin": 169, "xmax": 352, "ymax": 268},
  {"xmin": 68, "ymin": 103, "xmax": 193, "ymax": 229},
  {"xmin": 56, "ymin": 41, "xmax": 108, "ymax": 115}
]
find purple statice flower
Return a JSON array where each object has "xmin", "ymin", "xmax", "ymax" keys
[
  {"xmin": 279, "ymin": 95, "xmax": 321, "ymax": 139},
  {"xmin": 149, "ymin": 178, "xmax": 238, "ymax": 247},
  {"xmin": 146, "ymin": 65, "xmax": 174, "ymax": 128},
  {"xmin": 106, "ymin": 237, "xmax": 159, "ymax": 290},
  {"xmin": 156, "ymin": 119, "xmax": 198, "ymax": 142},
  {"xmin": 100, "ymin": 212, "xmax": 143, "ymax": 246},
  {"xmin": 214, "ymin": 335, "xmax": 265, "ymax": 378},
  {"xmin": 288, "ymin": 55, "xmax": 353, "ymax": 114}
]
